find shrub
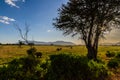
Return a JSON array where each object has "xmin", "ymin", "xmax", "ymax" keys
[
  {"xmin": 106, "ymin": 51, "xmax": 115, "ymax": 58},
  {"xmin": 116, "ymin": 52, "xmax": 120, "ymax": 58},
  {"xmin": 27, "ymin": 47, "xmax": 37, "ymax": 56},
  {"xmin": 35, "ymin": 52, "xmax": 42, "ymax": 58},
  {"xmin": 0, "ymin": 56, "xmax": 44, "ymax": 80},
  {"xmin": 45, "ymin": 54, "xmax": 108, "ymax": 80},
  {"xmin": 107, "ymin": 58, "xmax": 119, "ymax": 69},
  {"xmin": 88, "ymin": 60, "xmax": 108, "ymax": 79},
  {"xmin": 0, "ymin": 48, "xmax": 46, "ymax": 80}
]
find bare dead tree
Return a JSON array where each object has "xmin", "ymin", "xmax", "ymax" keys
[{"xmin": 14, "ymin": 23, "xmax": 30, "ymax": 44}]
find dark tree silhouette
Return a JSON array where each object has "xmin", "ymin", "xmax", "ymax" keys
[{"xmin": 53, "ymin": 0, "xmax": 120, "ymax": 59}]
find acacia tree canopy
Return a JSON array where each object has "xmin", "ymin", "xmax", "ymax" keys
[{"xmin": 53, "ymin": 0, "xmax": 120, "ymax": 59}]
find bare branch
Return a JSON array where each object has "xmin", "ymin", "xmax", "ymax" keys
[{"xmin": 13, "ymin": 23, "xmax": 30, "ymax": 44}]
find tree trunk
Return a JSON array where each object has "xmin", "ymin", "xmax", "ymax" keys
[
  {"xmin": 87, "ymin": 27, "xmax": 100, "ymax": 60},
  {"xmin": 87, "ymin": 46, "xmax": 97, "ymax": 60}
]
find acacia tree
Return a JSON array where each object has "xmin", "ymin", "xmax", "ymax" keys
[{"xmin": 53, "ymin": 0, "xmax": 120, "ymax": 59}]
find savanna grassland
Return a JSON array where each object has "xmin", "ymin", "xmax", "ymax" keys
[
  {"xmin": 0, "ymin": 45, "xmax": 120, "ymax": 80},
  {"xmin": 0, "ymin": 45, "xmax": 120, "ymax": 64}
]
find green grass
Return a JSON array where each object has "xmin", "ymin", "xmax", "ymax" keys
[{"xmin": 0, "ymin": 45, "xmax": 120, "ymax": 64}]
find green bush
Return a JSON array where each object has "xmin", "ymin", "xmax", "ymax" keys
[
  {"xmin": 0, "ymin": 57, "xmax": 44, "ymax": 80},
  {"xmin": 0, "ymin": 48, "xmax": 46, "ymax": 80},
  {"xmin": 107, "ymin": 58, "xmax": 119, "ymax": 69},
  {"xmin": 116, "ymin": 52, "xmax": 120, "ymax": 58},
  {"xmin": 88, "ymin": 60, "xmax": 108, "ymax": 79},
  {"xmin": 27, "ymin": 47, "xmax": 37, "ymax": 56},
  {"xmin": 45, "ymin": 54, "xmax": 108, "ymax": 80},
  {"xmin": 106, "ymin": 51, "xmax": 115, "ymax": 58},
  {"xmin": 27, "ymin": 47, "xmax": 43, "ymax": 58}
]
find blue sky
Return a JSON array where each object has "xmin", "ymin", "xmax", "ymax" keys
[
  {"xmin": 0, "ymin": 0, "xmax": 120, "ymax": 44},
  {"xmin": 0, "ymin": 0, "xmax": 79, "ymax": 44}
]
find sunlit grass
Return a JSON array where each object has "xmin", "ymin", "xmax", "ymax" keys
[
  {"xmin": 0, "ymin": 45, "xmax": 120, "ymax": 64},
  {"xmin": 98, "ymin": 46, "xmax": 120, "ymax": 60}
]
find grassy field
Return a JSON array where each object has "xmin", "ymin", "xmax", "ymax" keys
[{"xmin": 0, "ymin": 45, "xmax": 120, "ymax": 64}]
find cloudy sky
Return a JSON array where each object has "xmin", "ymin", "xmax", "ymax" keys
[{"xmin": 0, "ymin": 0, "xmax": 120, "ymax": 44}]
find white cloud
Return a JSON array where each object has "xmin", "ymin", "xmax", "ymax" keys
[
  {"xmin": 5, "ymin": 0, "xmax": 25, "ymax": 8},
  {"xmin": 0, "ymin": 20, "xmax": 9, "ymax": 24},
  {"xmin": 5, "ymin": 0, "xmax": 19, "ymax": 8},
  {"xmin": 47, "ymin": 30, "xmax": 53, "ymax": 32},
  {"xmin": 0, "ymin": 16, "xmax": 15, "ymax": 24}
]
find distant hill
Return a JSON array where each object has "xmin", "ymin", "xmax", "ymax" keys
[
  {"xmin": 115, "ymin": 42, "xmax": 120, "ymax": 46},
  {"xmin": 100, "ymin": 43, "xmax": 114, "ymax": 46},
  {"xmin": 100, "ymin": 42, "xmax": 120, "ymax": 46},
  {"xmin": 20, "ymin": 41, "xmax": 75, "ymax": 45}
]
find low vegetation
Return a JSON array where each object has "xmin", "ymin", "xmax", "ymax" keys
[
  {"xmin": 106, "ymin": 51, "xmax": 115, "ymax": 58},
  {"xmin": 107, "ymin": 58, "xmax": 120, "ymax": 69},
  {"xmin": 45, "ymin": 54, "xmax": 108, "ymax": 80},
  {"xmin": 0, "ymin": 48, "xmax": 45, "ymax": 80},
  {"xmin": 0, "ymin": 45, "xmax": 120, "ymax": 79}
]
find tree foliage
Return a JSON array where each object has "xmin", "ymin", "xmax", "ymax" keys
[{"xmin": 53, "ymin": 0, "xmax": 120, "ymax": 59}]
